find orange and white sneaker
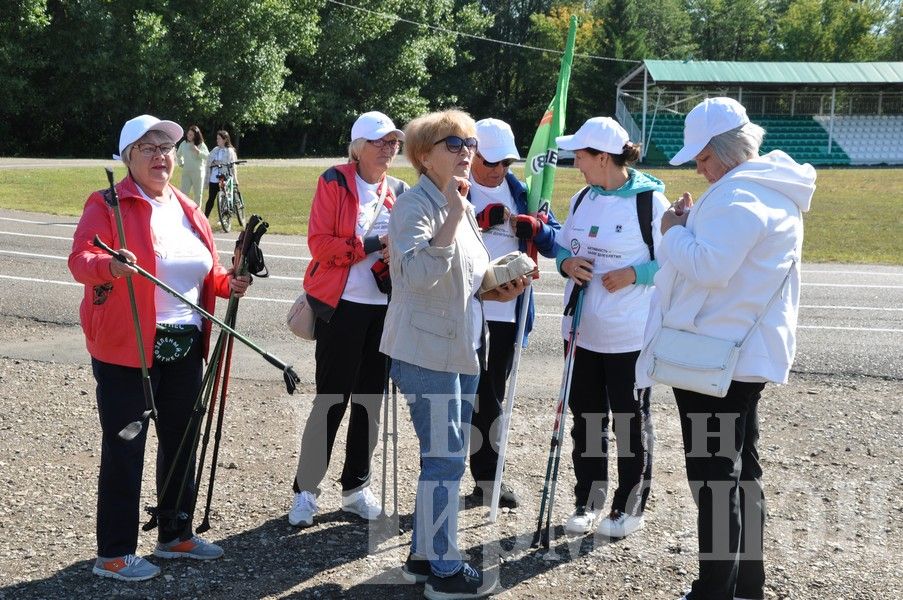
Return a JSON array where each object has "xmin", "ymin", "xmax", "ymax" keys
[
  {"xmin": 93, "ymin": 554, "xmax": 161, "ymax": 581},
  {"xmin": 153, "ymin": 535, "xmax": 224, "ymax": 560}
]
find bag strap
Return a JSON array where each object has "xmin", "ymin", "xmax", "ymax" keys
[
  {"xmin": 636, "ymin": 190, "xmax": 654, "ymax": 261},
  {"xmin": 572, "ymin": 186, "xmax": 591, "ymax": 214},
  {"xmin": 738, "ymin": 259, "xmax": 796, "ymax": 348},
  {"xmin": 361, "ymin": 180, "xmax": 389, "ymax": 238}
]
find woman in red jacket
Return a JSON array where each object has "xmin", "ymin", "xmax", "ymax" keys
[
  {"xmin": 288, "ymin": 111, "xmax": 409, "ymax": 528},
  {"xmin": 69, "ymin": 115, "xmax": 249, "ymax": 582}
]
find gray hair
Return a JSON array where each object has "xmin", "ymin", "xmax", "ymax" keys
[
  {"xmin": 706, "ymin": 122, "xmax": 766, "ymax": 170},
  {"xmin": 348, "ymin": 138, "xmax": 368, "ymax": 162}
]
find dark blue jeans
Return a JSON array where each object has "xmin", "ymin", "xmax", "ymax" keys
[{"xmin": 92, "ymin": 340, "xmax": 202, "ymax": 558}]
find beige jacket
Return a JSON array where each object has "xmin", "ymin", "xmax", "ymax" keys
[{"xmin": 379, "ymin": 174, "xmax": 489, "ymax": 376}]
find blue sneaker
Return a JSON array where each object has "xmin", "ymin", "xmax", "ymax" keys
[
  {"xmin": 92, "ymin": 554, "xmax": 160, "ymax": 581},
  {"xmin": 153, "ymin": 535, "xmax": 224, "ymax": 560}
]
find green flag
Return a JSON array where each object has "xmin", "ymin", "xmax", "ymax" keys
[{"xmin": 524, "ymin": 15, "xmax": 577, "ymax": 216}]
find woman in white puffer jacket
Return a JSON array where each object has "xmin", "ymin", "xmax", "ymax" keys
[{"xmin": 636, "ymin": 97, "xmax": 816, "ymax": 600}]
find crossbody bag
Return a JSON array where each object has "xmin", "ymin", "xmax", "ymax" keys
[{"xmin": 647, "ymin": 260, "xmax": 795, "ymax": 398}]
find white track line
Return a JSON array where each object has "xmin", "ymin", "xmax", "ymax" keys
[
  {"xmin": 0, "ymin": 250, "xmax": 67, "ymax": 261},
  {"xmin": 0, "ymin": 217, "xmax": 76, "ymax": 228},
  {"xmin": 3, "ymin": 273, "xmax": 899, "ymax": 333}
]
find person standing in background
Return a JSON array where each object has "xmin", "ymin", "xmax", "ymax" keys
[{"xmin": 176, "ymin": 125, "xmax": 209, "ymax": 206}]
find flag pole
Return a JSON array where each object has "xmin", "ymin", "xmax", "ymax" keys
[{"xmin": 489, "ymin": 15, "xmax": 578, "ymax": 522}]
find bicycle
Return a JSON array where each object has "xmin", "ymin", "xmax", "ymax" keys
[{"xmin": 212, "ymin": 160, "xmax": 247, "ymax": 232}]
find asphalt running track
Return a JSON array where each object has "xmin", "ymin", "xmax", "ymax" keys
[{"xmin": 0, "ymin": 208, "xmax": 901, "ymax": 387}]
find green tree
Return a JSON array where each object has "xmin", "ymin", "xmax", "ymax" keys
[
  {"xmin": 279, "ymin": 0, "xmax": 490, "ymax": 155},
  {"xmin": 683, "ymin": 0, "xmax": 773, "ymax": 60},
  {"xmin": 0, "ymin": 0, "xmax": 320, "ymax": 156},
  {"xmin": 771, "ymin": 0, "xmax": 887, "ymax": 61},
  {"xmin": 886, "ymin": 3, "xmax": 903, "ymax": 60}
]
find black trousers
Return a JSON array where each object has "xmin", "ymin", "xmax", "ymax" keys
[
  {"xmin": 566, "ymin": 345, "xmax": 653, "ymax": 515},
  {"xmin": 92, "ymin": 338, "xmax": 202, "ymax": 557},
  {"xmin": 294, "ymin": 300, "xmax": 386, "ymax": 495},
  {"xmin": 469, "ymin": 320, "xmax": 518, "ymax": 485},
  {"xmin": 204, "ymin": 182, "xmax": 219, "ymax": 217},
  {"xmin": 674, "ymin": 381, "xmax": 767, "ymax": 600}
]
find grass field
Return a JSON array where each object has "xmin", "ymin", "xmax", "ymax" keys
[{"xmin": 1, "ymin": 164, "xmax": 900, "ymax": 264}]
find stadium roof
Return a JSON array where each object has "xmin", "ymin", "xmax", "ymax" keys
[{"xmin": 619, "ymin": 60, "xmax": 903, "ymax": 88}]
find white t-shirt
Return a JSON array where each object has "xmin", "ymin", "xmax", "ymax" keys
[
  {"xmin": 469, "ymin": 178, "xmax": 519, "ymax": 323},
  {"xmin": 455, "ymin": 207, "xmax": 490, "ymax": 350},
  {"xmin": 138, "ymin": 187, "xmax": 212, "ymax": 327},
  {"xmin": 560, "ymin": 188, "xmax": 669, "ymax": 353},
  {"xmin": 208, "ymin": 146, "xmax": 236, "ymax": 183},
  {"xmin": 341, "ymin": 173, "xmax": 391, "ymax": 305}
]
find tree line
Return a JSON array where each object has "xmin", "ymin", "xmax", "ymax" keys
[{"xmin": 2, "ymin": 0, "xmax": 901, "ymax": 158}]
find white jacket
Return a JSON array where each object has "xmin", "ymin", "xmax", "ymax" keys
[{"xmin": 636, "ymin": 150, "xmax": 816, "ymax": 387}]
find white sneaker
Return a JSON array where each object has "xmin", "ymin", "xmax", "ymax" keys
[
  {"xmin": 596, "ymin": 509, "xmax": 645, "ymax": 538},
  {"xmin": 288, "ymin": 491, "xmax": 318, "ymax": 527},
  {"xmin": 564, "ymin": 506, "xmax": 597, "ymax": 534},
  {"xmin": 341, "ymin": 486, "xmax": 382, "ymax": 520}
]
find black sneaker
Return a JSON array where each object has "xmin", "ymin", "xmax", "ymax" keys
[
  {"xmin": 400, "ymin": 553, "xmax": 430, "ymax": 584},
  {"xmin": 468, "ymin": 483, "xmax": 520, "ymax": 509},
  {"xmin": 424, "ymin": 563, "xmax": 498, "ymax": 599}
]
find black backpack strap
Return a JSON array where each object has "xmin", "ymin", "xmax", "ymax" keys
[
  {"xmin": 636, "ymin": 190, "xmax": 654, "ymax": 261},
  {"xmin": 572, "ymin": 186, "xmax": 591, "ymax": 214}
]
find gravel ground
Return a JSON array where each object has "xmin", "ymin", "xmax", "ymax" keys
[{"xmin": 0, "ymin": 316, "xmax": 900, "ymax": 599}]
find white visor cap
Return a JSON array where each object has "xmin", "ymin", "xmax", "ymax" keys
[
  {"xmin": 555, "ymin": 117, "xmax": 629, "ymax": 154},
  {"xmin": 670, "ymin": 97, "xmax": 750, "ymax": 165},
  {"xmin": 475, "ymin": 118, "xmax": 520, "ymax": 163},
  {"xmin": 116, "ymin": 114, "xmax": 183, "ymax": 159},
  {"xmin": 351, "ymin": 111, "xmax": 405, "ymax": 141}
]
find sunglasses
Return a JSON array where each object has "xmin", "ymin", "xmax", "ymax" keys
[
  {"xmin": 434, "ymin": 135, "xmax": 478, "ymax": 154},
  {"xmin": 481, "ymin": 156, "xmax": 515, "ymax": 169}
]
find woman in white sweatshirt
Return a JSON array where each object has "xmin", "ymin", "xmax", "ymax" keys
[{"xmin": 636, "ymin": 98, "xmax": 816, "ymax": 600}]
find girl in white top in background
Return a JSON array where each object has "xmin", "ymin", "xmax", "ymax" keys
[
  {"xmin": 554, "ymin": 117, "xmax": 669, "ymax": 539},
  {"xmin": 204, "ymin": 130, "xmax": 238, "ymax": 218}
]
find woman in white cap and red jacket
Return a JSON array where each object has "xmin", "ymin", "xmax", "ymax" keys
[
  {"xmin": 554, "ymin": 116, "xmax": 669, "ymax": 539},
  {"xmin": 636, "ymin": 98, "xmax": 815, "ymax": 600},
  {"xmin": 69, "ymin": 115, "xmax": 250, "ymax": 581},
  {"xmin": 288, "ymin": 111, "xmax": 409, "ymax": 528}
]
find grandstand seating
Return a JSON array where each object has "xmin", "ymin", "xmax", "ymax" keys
[
  {"xmin": 812, "ymin": 115, "xmax": 903, "ymax": 165},
  {"xmin": 631, "ymin": 112, "xmax": 903, "ymax": 166}
]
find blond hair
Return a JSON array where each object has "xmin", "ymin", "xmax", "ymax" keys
[{"xmin": 404, "ymin": 109, "xmax": 476, "ymax": 174}]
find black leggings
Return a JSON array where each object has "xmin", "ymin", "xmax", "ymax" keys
[
  {"xmin": 566, "ymin": 345, "xmax": 653, "ymax": 515},
  {"xmin": 204, "ymin": 182, "xmax": 220, "ymax": 217}
]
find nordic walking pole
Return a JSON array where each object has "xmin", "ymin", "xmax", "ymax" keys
[
  {"xmin": 532, "ymin": 283, "xmax": 585, "ymax": 549},
  {"xmin": 380, "ymin": 356, "xmax": 390, "ymax": 520},
  {"xmin": 197, "ymin": 327, "xmax": 236, "ymax": 533},
  {"xmin": 489, "ymin": 288, "xmax": 530, "ymax": 522},
  {"xmin": 101, "ymin": 168, "xmax": 158, "ymax": 441},
  {"xmin": 92, "ymin": 235, "xmax": 300, "ymax": 393},
  {"xmin": 391, "ymin": 380, "xmax": 399, "ymax": 520}
]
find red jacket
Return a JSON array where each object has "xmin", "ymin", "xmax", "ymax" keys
[
  {"xmin": 303, "ymin": 162, "xmax": 407, "ymax": 318},
  {"xmin": 68, "ymin": 175, "xmax": 231, "ymax": 367}
]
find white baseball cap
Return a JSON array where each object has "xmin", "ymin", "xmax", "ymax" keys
[
  {"xmin": 556, "ymin": 117, "xmax": 629, "ymax": 154},
  {"xmin": 475, "ymin": 118, "xmax": 520, "ymax": 163},
  {"xmin": 350, "ymin": 111, "xmax": 405, "ymax": 141},
  {"xmin": 115, "ymin": 114, "xmax": 183, "ymax": 159},
  {"xmin": 670, "ymin": 97, "xmax": 749, "ymax": 165}
]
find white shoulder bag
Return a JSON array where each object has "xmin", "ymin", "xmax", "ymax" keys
[{"xmin": 647, "ymin": 261, "xmax": 794, "ymax": 398}]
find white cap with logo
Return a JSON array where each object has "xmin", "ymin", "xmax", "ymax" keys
[
  {"xmin": 351, "ymin": 111, "xmax": 405, "ymax": 141},
  {"xmin": 115, "ymin": 114, "xmax": 183, "ymax": 160},
  {"xmin": 556, "ymin": 117, "xmax": 629, "ymax": 154},
  {"xmin": 475, "ymin": 118, "xmax": 520, "ymax": 163},
  {"xmin": 670, "ymin": 97, "xmax": 750, "ymax": 165}
]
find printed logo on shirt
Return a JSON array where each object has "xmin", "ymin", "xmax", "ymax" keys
[
  {"xmin": 615, "ymin": 225, "xmax": 623, "ymax": 232},
  {"xmin": 570, "ymin": 238, "xmax": 581, "ymax": 254},
  {"xmin": 589, "ymin": 225, "xmax": 599, "ymax": 238}
]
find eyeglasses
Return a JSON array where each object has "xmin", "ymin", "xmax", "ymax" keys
[
  {"xmin": 434, "ymin": 135, "xmax": 478, "ymax": 154},
  {"xmin": 132, "ymin": 142, "xmax": 175, "ymax": 157},
  {"xmin": 481, "ymin": 156, "xmax": 515, "ymax": 169},
  {"xmin": 368, "ymin": 139, "xmax": 402, "ymax": 150}
]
